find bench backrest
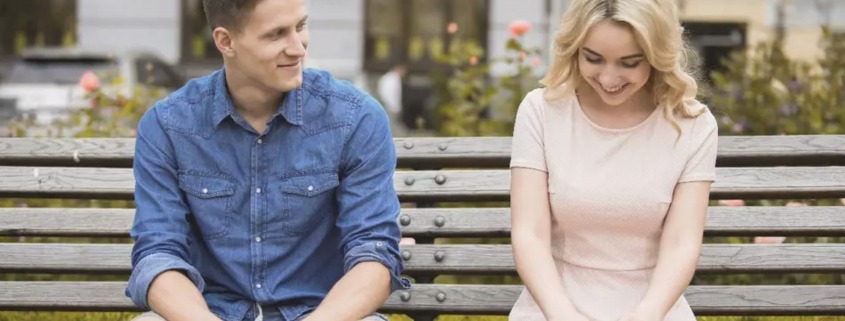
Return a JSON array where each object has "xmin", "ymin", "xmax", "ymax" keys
[{"xmin": 1, "ymin": 135, "xmax": 845, "ymax": 318}]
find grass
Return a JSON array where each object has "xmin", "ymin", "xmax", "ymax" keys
[{"xmin": 2, "ymin": 313, "xmax": 844, "ymax": 321}]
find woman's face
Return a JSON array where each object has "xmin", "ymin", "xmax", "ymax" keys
[{"xmin": 578, "ymin": 20, "xmax": 652, "ymax": 107}]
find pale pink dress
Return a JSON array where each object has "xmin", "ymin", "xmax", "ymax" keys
[{"xmin": 508, "ymin": 88, "xmax": 718, "ymax": 321}]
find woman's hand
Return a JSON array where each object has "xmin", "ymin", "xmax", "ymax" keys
[{"xmin": 616, "ymin": 308, "xmax": 663, "ymax": 321}]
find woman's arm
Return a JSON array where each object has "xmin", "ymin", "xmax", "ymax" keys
[
  {"xmin": 626, "ymin": 181, "xmax": 712, "ymax": 320},
  {"xmin": 511, "ymin": 167, "xmax": 589, "ymax": 321}
]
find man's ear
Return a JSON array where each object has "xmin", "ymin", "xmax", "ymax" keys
[{"xmin": 212, "ymin": 27, "xmax": 236, "ymax": 58}]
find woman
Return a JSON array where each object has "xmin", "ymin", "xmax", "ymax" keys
[{"xmin": 508, "ymin": 0, "xmax": 717, "ymax": 320}]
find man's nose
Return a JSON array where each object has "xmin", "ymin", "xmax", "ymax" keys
[{"xmin": 285, "ymin": 33, "xmax": 307, "ymax": 58}]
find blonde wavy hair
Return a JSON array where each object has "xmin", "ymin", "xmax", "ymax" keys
[{"xmin": 541, "ymin": 0, "xmax": 705, "ymax": 134}]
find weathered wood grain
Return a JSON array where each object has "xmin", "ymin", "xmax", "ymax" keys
[
  {"xmin": 0, "ymin": 138, "xmax": 135, "ymax": 168},
  {"xmin": 2, "ymin": 167, "xmax": 845, "ymax": 201},
  {"xmin": 0, "ymin": 208, "xmax": 135, "ymax": 237},
  {"xmin": 2, "ymin": 135, "xmax": 844, "ymax": 168},
  {"xmin": 4, "ymin": 206, "xmax": 845, "ymax": 238},
  {"xmin": 2, "ymin": 282, "xmax": 844, "ymax": 315},
  {"xmin": 2, "ymin": 243, "xmax": 843, "ymax": 275}
]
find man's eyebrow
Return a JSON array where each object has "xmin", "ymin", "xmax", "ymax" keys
[
  {"xmin": 262, "ymin": 15, "xmax": 309, "ymax": 36},
  {"xmin": 582, "ymin": 47, "xmax": 644, "ymax": 60}
]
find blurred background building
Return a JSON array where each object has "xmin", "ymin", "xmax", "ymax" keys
[{"xmin": 0, "ymin": 0, "xmax": 843, "ymax": 132}]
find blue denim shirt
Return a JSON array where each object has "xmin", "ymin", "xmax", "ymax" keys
[{"xmin": 125, "ymin": 68, "xmax": 410, "ymax": 321}]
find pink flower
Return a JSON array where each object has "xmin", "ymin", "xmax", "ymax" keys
[
  {"xmin": 519, "ymin": 51, "xmax": 527, "ymax": 60},
  {"xmin": 754, "ymin": 236, "xmax": 786, "ymax": 244},
  {"xmin": 786, "ymin": 201, "xmax": 808, "ymax": 207},
  {"xmin": 130, "ymin": 128, "xmax": 137, "ymax": 137},
  {"xmin": 532, "ymin": 57, "xmax": 542, "ymax": 66},
  {"xmin": 79, "ymin": 71, "xmax": 100, "ymax": 92},
  {"xmin": 447, "ymin": 22, "xmax": 458, "ymax": 34},
  {"xmin": 508, "ymin": 20, "xmax": 532, "ymax": 37},
  {"xmin": 469, "ymin": 56, "xmax": 478, "ymax": 66},
  {"xmin": 718, "ymin": 199, "xmax": 745, "ymax": 207}
]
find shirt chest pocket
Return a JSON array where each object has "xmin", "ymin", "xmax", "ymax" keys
[
  {"xmin": 178, "ymin": 172, "xmax": 236, "ymax": 240},
  {"xmin": 271, "ymin": 171, "xmax": 340, "ymax": 238}
]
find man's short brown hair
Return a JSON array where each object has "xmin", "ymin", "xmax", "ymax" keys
[{"xmin": 202, "ymin": 0, "xmax": 264, "ymax": 32}]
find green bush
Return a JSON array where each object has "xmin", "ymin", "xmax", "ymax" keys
[{"xmin": 708, "ymin": 27, "xmax": 845, "ymax": 136}]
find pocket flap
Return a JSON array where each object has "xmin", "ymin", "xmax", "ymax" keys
[
  {"xmin": 281, "ymin": 172, "xmax": 340, "ymax": 196},
  {"xmin": 178, "ymin": 173, "xmax": 236, "ymax": 198}
]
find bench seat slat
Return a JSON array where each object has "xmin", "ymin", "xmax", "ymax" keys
[
  {"xmin": 3, "ymin": 167, "xmax": 845, "ymax": 201},
  {"xmin": 2, "ymin": 282, "xmax": 844, "ymax": 315},
  {"xmin": 2, "ymin": 243, "xmax": 844, "ymax": 275},
  {"xmin": 2, "ymin": 136, "xmax": 845, "ymax": 168},
  {"xmin": 2, "ymin": 207, "xmax": 845, "ymax": 238}
]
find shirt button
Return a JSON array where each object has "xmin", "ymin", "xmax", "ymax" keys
[
  {"xmin": 255, "ymin": 237, "xmax": 262, "ymax": 242},
  {"xmin": 202, "ymin": 188, "xmax": 208, "ymax": 194},
  {"xmin": 256, "ymin": 188, "xmax": 262, "ymax": 194},
  {"xmin": 255, "ymin": 283, "xmax": 262, "ymax": 289},
  {"xmin": 307, "ymin": 185, "xmax": 314, "ymax": 191},
  {"xmin": 376, "ymin": 241, "xmax": 383, "ymax": 247},
  {"xmin": 257, "ymin": 138, "xmax": 263, "ymax": 144}
]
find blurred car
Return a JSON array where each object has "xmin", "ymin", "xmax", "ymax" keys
[{"xmin": 0, "ymin": 47, "xmax": 185, "ymax": 130}]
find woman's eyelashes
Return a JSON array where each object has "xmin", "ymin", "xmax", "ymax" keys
[{"xmin": 584, "ymin": 55, "xmax": 641, "ymax": 69}]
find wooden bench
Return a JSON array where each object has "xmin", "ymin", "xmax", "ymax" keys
[{"xmin": 1, "ymin": 135, "xmax": 845, "ymax": 320}]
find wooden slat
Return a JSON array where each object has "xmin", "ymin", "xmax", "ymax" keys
[
  {"xmin": 704, "ymin": 206, "xmax": 845, "ymax": 237},
  {"xmin": 2, "ymin": 282, "xmax": 845, "ymax": 315},
  {"xmin": 716, "ymin": 135, "xmax": 845, "ymax": 167},
  {"xmin": 0, "ymin": 167, "xmax": 133, "ymax": 200},
  {"xmin": 0, "ymin": 208, "xmax": 135, "ymax": 237},
  {"xmin": 2, "ymin": 243, "xmax": 844, "ymax": 275},
  {"xmin": 387, "ymin": 284, "xmax": 845, "ymax": 315},
  {"xmin": 1, "ymin": 135, "xmax": 844, "ymax": 168},
  {"xmin": 3, "ymin": 167, "xmax": 845, "ymax": 201},
  {"xmin": 3, "ymin": 206, "xmax": 845, "ymax": 238},
  {"xmin": 0, "ymin": 138, "xmax": 135, "ymax": 168},
  {"xmin": 401, "ymin": 206, "xmax": 845, "ymax": 238},
  {"xmin": 395, "ymin": 135, "xmax": 845, "ymax": 168}
]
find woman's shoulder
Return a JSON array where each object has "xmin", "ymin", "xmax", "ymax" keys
[
  {"xmin": 521, "ymin": 86, "xmax": 577, "ymax": 110},
  {"xmin": 672, "ymin": 99, "xmax": 718, "ymax": 132}
]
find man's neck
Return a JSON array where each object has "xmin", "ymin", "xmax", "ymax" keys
[{"xmin": 224, "ymin": 66, "xmax": 285, "ymax": 120}]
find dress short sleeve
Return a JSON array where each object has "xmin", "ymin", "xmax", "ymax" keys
[
  {"xmin": 679, "ymin": 110, "xmax": 718, "ymax": 183},
  {"xmin": 510, "ymin": 90, "xmax": 548, "ymax": 172}
]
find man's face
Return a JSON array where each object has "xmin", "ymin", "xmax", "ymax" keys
[{"xmin": 228, "ymin": 0, "xmax": 309, "ymax": 93}]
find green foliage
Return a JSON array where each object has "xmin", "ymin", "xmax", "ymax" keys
[
  {"xmin": 9, "ymin": 76, "xmax": 165, "ymax": 139},
  {"xmin": 708, "ymin": 27, "xmax": 845, "ymax": 136},
  {"xmin": 431, "ymin": 34, "xmax": 543, "ymax": 137}
]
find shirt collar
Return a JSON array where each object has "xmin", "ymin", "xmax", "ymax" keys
[{"xmin": 211, "ymin": 68, "xmax": 303, "ymax": 127}]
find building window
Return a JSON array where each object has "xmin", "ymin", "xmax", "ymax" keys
[
  {"xmin": 0, "ymin": 0, "xmax": 77, "ymax": 58},
  {"xmin": 682, "ymin": 22, "xmax": 747, "ymax": 83},
  {"xmin": 364, "ymin": 0, "xmax": 489, "ymax": 73},
  {"xmin": 181, "ymin": 0, "xmax": 219, "ymax": 63}
]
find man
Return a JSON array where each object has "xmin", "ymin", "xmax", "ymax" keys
[
  {"xmin": 376, "ymin": 64, "xmax": 407, "ymax": 135},
  {"xmin": 126, "ymin": 0, "xmax": 409, "ymax": 320}
]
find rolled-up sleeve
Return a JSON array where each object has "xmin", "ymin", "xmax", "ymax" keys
[
  {"xmin": 125, "ymin": 105, "xmax": 205, "ymax": 309},
  {"xmin": 335, "ymin": 96, "xmax": 410, "ymax": 292}
]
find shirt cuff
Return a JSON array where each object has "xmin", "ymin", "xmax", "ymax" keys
[
  {"xmin": 125, "ymin": 252, "xmax": 205, "ymax": 310},
  {"xmin": 343, "ymin": 241, "xmax": 411, "ymax": 292}
]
